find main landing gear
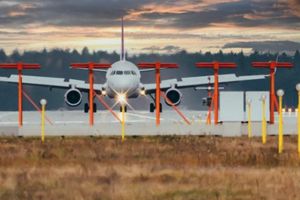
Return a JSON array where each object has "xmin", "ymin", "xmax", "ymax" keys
[
  {"xmin": 149, "ymin": 94, "xmax": 162, "ymax": 113},
  {"xmin": 84, "ymin": 103, "xmax": 97, "ymax": 113},
  {"xmin": 150, "ymin": 103, "xmax": 162, "ymax": 113}
]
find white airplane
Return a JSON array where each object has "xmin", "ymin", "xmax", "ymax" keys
[{"xmin": 0, "ymin": 18, "xmax": 267, "ymax": 113}]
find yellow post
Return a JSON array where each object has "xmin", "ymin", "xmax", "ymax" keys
[
  {"xmin": 278, "ymin": 96, "xmax": 283, "ymax": 153},
  {"xmin": 191, "ymin": 115, "xmax": 195, "ymax": 124},
  {"xmin": 298, "ymin": 91, "xmax": 300, "ymax": 156},
  {"xmin": 261, "ymin": 95, "xmax": 267, "ymax": 144},
  {"xmin": 247, "ymin": 100, "xmax": 252, "ymax": 138},
  {"xmin": 121, "ymin": 104, "xmax": 125, "ymax": 142},
  {"xmin": 277, "ymin": 89, "xmax": 284, "ymax": 154},
  {"xmin": 40, "ymin": 99, "xmax": 47, "ymax": 144},
  {"xmin": 199, "ymin": 114, "xmax": 202, "ymax": 125},
  {"xmin": 296, "ymin": 84, "xmax": 300, "ymax": 157}
]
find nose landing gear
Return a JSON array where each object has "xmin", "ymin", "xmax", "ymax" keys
[{"xmin": 119, "ymin": 106, "xmax": 127, "ymax": 112}]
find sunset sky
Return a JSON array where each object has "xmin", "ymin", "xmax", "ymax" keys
[{"xmin": 0, "ymin": 0, "xmax": 299, "ymax": 54}]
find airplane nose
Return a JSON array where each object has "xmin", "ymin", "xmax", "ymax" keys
[{"xmin": 111, "ymin": 78, "xmax": 135, "ymax": 93}]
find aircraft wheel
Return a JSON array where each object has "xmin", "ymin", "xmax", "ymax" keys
[
  {"xmin": 84, "ymin": 103, "xmax": 89, "ymax": 113},
  {"xmin": 120, "ymin": 105, "xmax": 127, "ymax": 112},
  {"xmin": 150, "ymin": 103, "xmax": 155, "ymax": 113},
  {"xmin": 93, "ymin": 103, "xmax": 97, "ymax": 113}
]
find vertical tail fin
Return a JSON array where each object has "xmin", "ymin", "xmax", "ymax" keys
[{"xmin": 121, "ymin": 17, "xmax": 125, "ymax": 61}]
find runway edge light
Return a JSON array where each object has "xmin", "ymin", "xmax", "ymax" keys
[
  {"xmin": 261, "ymin": 95, "xmax": 267, "ymax": 144},
  {"xmin": 296, "ymin": 83, "xmax": 300, "ymax": 157},
  {"xmin": 40, "ymin": 99, "xmax": 47, "ymax": 144},
  {"xmin": 277, "ymin": 89, "xmax": 284, "ymax": 154}
]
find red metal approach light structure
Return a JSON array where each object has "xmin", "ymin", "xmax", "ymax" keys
[
  {"xmin": 71, "ymin": 62, "xmax": 111, "ymax": 126},
  {"xmin": 252, "ymin": 61, "xmax": 293, "ymax": 124},
  {"xmin": 138, "ymin": 62, "xmax": 178, "ymax": 126},
  {"xmin": 196, "ymin": 62, "xmax": 237, "ymax": 125},
  {"xmin": 0, "ymin": 62, "xmax": 40, "ymax": 127}
]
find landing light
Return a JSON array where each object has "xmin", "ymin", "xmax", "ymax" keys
[
  {"xmin": 140, "ymin": 89, "xmax": 146, "ymax": 96},
  {"xmin": 117, "ymin": 93, "xmax": 127, "ymax": 105},
  {"xmin": 102, "ymin": 90, "xmax": 107, "ymax": 96}
]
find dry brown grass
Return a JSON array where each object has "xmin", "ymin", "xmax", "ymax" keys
[{"xmin": 0, "ymin": 136, "xmax": 300, "ymax": 200}]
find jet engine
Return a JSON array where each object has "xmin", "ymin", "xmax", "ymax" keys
[
  {"xmin": 165, "ymin": 88, "xmax": 182, "ymax": 106},
  {"xmin": 64, "ymin": 88, "xmax": 82, "ymax": 107}
]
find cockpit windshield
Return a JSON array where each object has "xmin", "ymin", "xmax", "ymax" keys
[
  {"xmin": 110, "ymin": 70, "xmax": 137, "ymax": 76},
  {"xmin": 131, "ymin": 71, "xmax": 137, "ymax": 75}
]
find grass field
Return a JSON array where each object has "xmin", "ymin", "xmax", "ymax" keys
[{"xmin": 0, "ymin": 136, "xmax": 300, "ymax": 200}]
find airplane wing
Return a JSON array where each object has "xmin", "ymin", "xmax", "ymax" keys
[
  {"xmin": 0, "ymin": 75, "xmax": 103, "ymax": 91},
  {"xmin": 144, "ymin": 74, "xmax": 268, "ymax": 94}
]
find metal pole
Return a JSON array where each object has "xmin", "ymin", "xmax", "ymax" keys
[
  {"xmin": 278, "ymin": 95, "xmax": 283, "ymax": 153},
  {"xmin": 18, "ymin": 69, "xmax": 23, "ymax": 127},
  {"xmin": 155, "ymin": 62, "xmax": 161, "ymax": 126},
  {"xmin": 89, "ymin": 66, "xmax": 94, "ymax": 126},
  {"xmin": 40, "ymin": 99, "xmax": 47, "ymax": 144},
  {"xmin": 298, "ymin": 91, "xmax": 300, "ymax": 157},
  {"xmin": 213, "ymin": 65, "xmax": 219, "ymax": 125},
  {"xmin": 277, "ymin": 89, "xmax": 284, "ymax": 154},
  {"xmin": 262, "ymin": 96, "xmax": 267, "ymax": 144},
  {"xmin": 41, "ymin": 104, "xmax": 45, "ymax": 143},
  {"xmin": 270, "ymin": 66, "xmax": 275, "ymax": 124},
  {"xmin": 247, "ymin": 100, "xmax": 252, "ymax": 138}
]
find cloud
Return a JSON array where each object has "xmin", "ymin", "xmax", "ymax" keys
[
  {"xmin": 0, "ymin": 0, "xmax": 299, "ymax": 53},
  {"xmin": 287, "ymin": 0, "xmax": 300, "ymax": 16},
  {"xmin": 137, "ymin": 0, "xmax": 300, "ymax": 29},
  {"xmin": 223, "ymin": 40, "xmax": 300, "ymax": 52},
  {"xmin": 0, "ymin": 0, "xmax": 299, "ymax": 30}
]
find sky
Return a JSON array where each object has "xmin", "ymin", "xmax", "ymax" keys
[{"xmin": 0, "ymin": 0, "xmax": 299, "ymax": 54}]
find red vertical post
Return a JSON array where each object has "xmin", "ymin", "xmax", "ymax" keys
[
  {"xmin": 89, "ymin": 63, "xmax": 94, "ymax": 126},
  {"xmin": 18, "ymin": 66, "xmax": 23, "ymax": 127},
  {"xmin": 196, "ymin": 62, "xmax": 237, "ymax": 125},
  {"xmin": 155, "ymin": 62, "xmax": 161, "ymax": 126},
  {"xmin": 0, "ymin": 63, "xmax": 40, "ymax": 127},
  {"xmin": 252, "ymin": 61, "xmax": 293, "ymax": 124},
  {"xmin": 270, "ymin": 62, "xmax": 276, "ymax": 124},
  {"xmin": 213, "ymin": 62, "xmax": 219, "ymax": 124},
  {"xmin": 71, "ymin": 62, "xmax": 111, "ymax": 126},
  {"xmin": 138, "ymin": 62, "xmax": 178, "ymax": 126}
]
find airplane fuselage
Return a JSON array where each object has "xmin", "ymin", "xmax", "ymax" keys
[{"xmin": 105, "ymin": 60, "xmax": 143, "ymax": 99}]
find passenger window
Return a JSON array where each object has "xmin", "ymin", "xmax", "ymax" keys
[
  {"xmin": 110, "ymin": 71, "xmax": 115, "ymax": 75},
  {"xmin": 116, "ymin": 71, "xmax": 123, "ymax": 75},
  {"xmin": 124, "ymin": 71, "xmax": 131, "ymax": 75}
]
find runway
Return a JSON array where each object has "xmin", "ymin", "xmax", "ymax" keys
[{"xmin": 0, "ymin": 110, "xmax": 297, "ymax": 137}]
